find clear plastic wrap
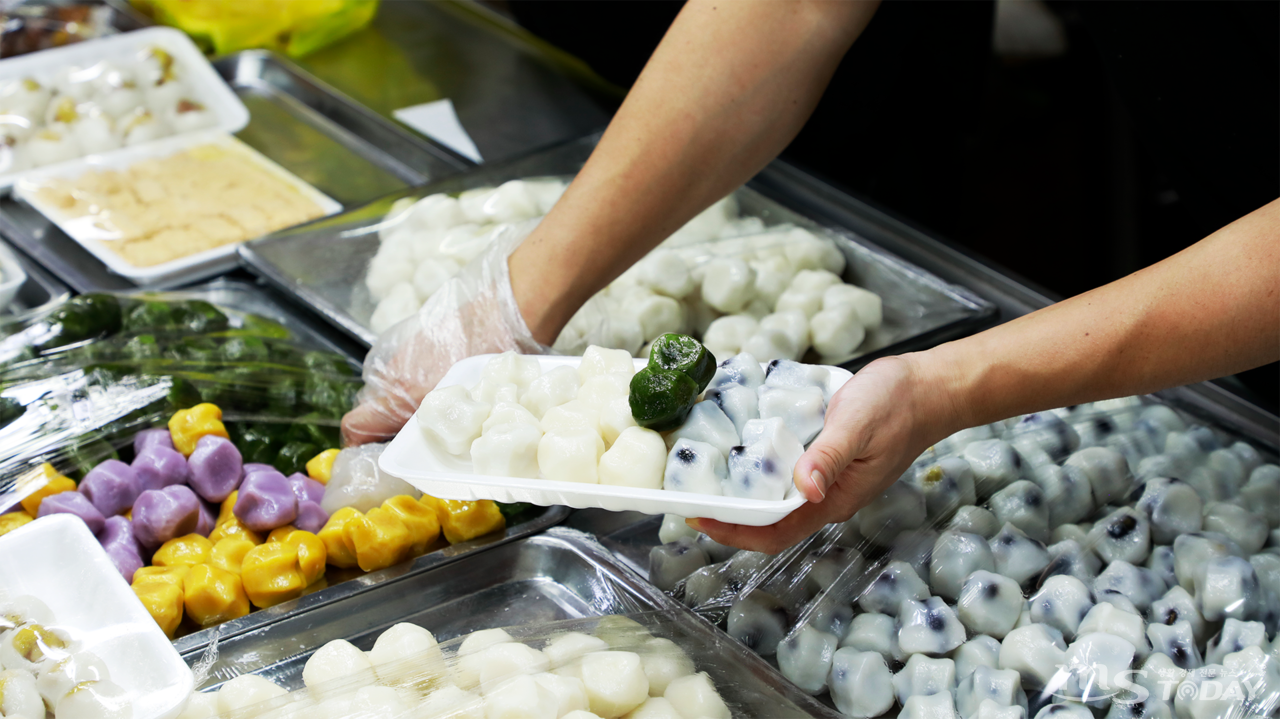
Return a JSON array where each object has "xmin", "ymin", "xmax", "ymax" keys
[
  {"xmin": 644, "ymin": 395, "xmax": 1280, "ymax": 718},
  {"xmin": 135, "ymin": 0, "xmax": 380, "ymax": 59},
  {"xmin": 191, "ymin": 611, "xmax": 828, "ymax": 719},
  {"xmin": 0, "ymin": 288, "xmax": 360, "ymax": 509},
  {"xmin": 556, "ymin": 220, "xmax": 873, "ymax": 365},
  {"xmin": 243, "ymin": 135, "xmax": 993, "ymax": 360}
]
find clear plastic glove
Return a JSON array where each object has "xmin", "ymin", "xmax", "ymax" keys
[
  {"xmin": 691, "ymin": 356, "xmax": 949, "ymax": 554},
  {"xmin": 342, "ymin": 221, "xmax": 549, "ymax": 445}
]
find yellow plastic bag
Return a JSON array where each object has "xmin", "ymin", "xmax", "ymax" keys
[{"xmin": 134, "ymin": 0, "xmax": 379, "ymax": 59}]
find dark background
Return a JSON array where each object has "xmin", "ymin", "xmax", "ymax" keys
[{"xmin": 505, "ymin": 0, "xmax": 1279, "ymax": 412}]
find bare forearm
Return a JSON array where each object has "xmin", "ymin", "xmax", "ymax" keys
[
  {"xmin": 912, "ymin": 198, "xmax": 1280, "ymax": 434},
  {"xmin": 511, "ymin": 0, "xmax": 879, "ymax": 344}
]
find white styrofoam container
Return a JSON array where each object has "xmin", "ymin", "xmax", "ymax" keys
[
  {"xmin": 381, "ymin": 355, "xmax": 853, "ymax": 526},
  {"xmin": 15, "ymin": 129, "xmax": 342, "ymax": 287},
  {"xmin": 0, "ymin": 26, "xmax": 250, "ymax": 189},
  {"xmin": 0, "ymin": 514, "xmax": 193, "ymax": 718}
]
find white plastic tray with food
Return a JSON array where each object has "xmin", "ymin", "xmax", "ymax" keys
[
  {"xmin": 0, "ymin": 514, "xmax": 193, "ymax": 718},
  {"xmin": 14, "ymin": 129, "xmax": 341, "ymax": 286},
  {"xmin": 0, "ymin": 26, "xmax": 249, "ymax": 188},
  {"xmin": 381, "ymin": 336, "xmax": 852, "ymax": 526}
]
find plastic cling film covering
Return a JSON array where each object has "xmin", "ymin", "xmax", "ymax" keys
[
  {"xmin": 670, "ymin": 521, "xmax": 859, "ymax": 625},
  {"xmin": 246, "ymin": 133, "xmax": 993, "ymax": 359},
  {"xmin": 0, "ymin": 26, "xmax": 250, "ymax": 186},
  {"xmin": 0, "ymin": 288, "xmax": 359, "ymax": 509},
  {"xmin": 170, "ymin": 529, "xmax": 841, "ymax": 717},
  {"xmin": 190, "ymin": 611, "xmax": 836, "ymax": 719},
  {"xmin": 358, "ymin": 178, "xmax": 571, "ymax": 338},
  {"xmin": 136, "ymin": 0, "xmax": 380, "ymax": 59},
  {"xmin": 646, "ymin": 394, "xmax": 1280, "ymax": 718},
  {"xmin": 361, "ymin": 172, "xmax": 934, "ymax": 368},
  {"xmin": 564, "ymin": 173, "xmax": 988, "ymax": 365}
]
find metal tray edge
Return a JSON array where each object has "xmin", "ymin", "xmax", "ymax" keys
[
  {"xmin": 237, "ymin": 241, "xmax": 379, "ymax": 347},
  {"xmin": 172, "ymin": 504, "xmax": 570, "ymax": 656},
  {"xmin": 538, "ymin": 526, "xmax": 845, "ymax": 719}
]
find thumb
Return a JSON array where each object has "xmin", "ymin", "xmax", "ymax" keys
[
  {"xmin": 792, "ymin": 418, "xmax": 864, "ymax": 504},
  {"xmin": 340, "ymin": 395, "xmax": 416, "ymax": 447},
  {"xmin": 340, "ymin": 405, "xmax": 393, "ymax": 446}
]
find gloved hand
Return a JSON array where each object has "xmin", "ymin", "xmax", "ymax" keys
[
  {"xmin": 342, "ymin": 221, "xmax": 549, "ymax": 446},
  {"xmin": 691, "ymin": 355, "xmax": 953, "ymax": 554}
]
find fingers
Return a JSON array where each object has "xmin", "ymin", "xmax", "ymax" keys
[
  {"xmin": 792, "ymin": 392, "xmax": 867, "ymax": 504},
  {"xmin": 691, "ymin": 499, "xmax": 848, "ymax": 554}
]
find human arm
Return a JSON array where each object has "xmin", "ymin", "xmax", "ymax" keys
[
  {"xmin": 342, "ymin": 0, "xmax": 880, "ymax": 444},
  {"xmin": 510, "ymin": 0, "xmax": 881, "ymax": 344},
  {"xmin": 697, "ymin": 197, "xmax": 1280, "ymax": 553}
]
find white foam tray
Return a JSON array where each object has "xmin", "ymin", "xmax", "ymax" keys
[
  {"xmin": 0, "ymin": 514, "xmax": 193, "ymax": 718},
  {"xmin": 15, "ymin": 129, "xmax": 342, "ymax": 287},
  {"xmin": 381, "ymin": 355, "xmax": 853, "ymax": 527},
  {"xmin": 0, "ymin": 26, "xmax": 250, "ymax": 189}
]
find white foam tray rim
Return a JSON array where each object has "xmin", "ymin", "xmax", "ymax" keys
[{"xmin": 381, "ymin": 354, "xmax": 852, "ymax": 527}]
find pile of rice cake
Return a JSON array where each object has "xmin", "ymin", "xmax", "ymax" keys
[
  {"xmin": 650, "ymin": 397, "xmax": 1280, "ymax": 719},
  {"xmin": 180, "ymin": 616, "xmax": 732, "ymax": 719},
  {"xmin": 0, "ymin": 46, "xmax": 217, "ymax": 173}
]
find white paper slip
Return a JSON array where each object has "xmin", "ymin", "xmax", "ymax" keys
[
  {"xmin": 393, "ymin": 98, "xmax": 483, "ymax": 163},
  {"xmin": 381, "ymin": 354, "xmax": 853, "ymax": 527}
]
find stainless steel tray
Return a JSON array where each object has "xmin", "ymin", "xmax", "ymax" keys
[
  {"xmin": 184, "ymin": 527, "xmax": 840, "ymax": 718},
  {"xmin": 285, "ymin": 0, "xmax": 615, "ymax": 165},
  {"xmin": 0, "ymin": 237, "xmax": 69, "ymax": 318},
  {"xmin": 173, "ymin": 505, "xmax": 570, "ymax": 658},
  {"xmin": 240, "ymin": 134, "xmax": 997, "ymax": 367},
  {"xmin": 567, "ymin": 509, "xmax": 662, "ymax": 582},
  {"xmin": 212, "ymin": 51, "xmax": 473, "ymax": 204},
  {"xmin": 0, "ymin": 49, "xmax": 471, "ymax": 293}
]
